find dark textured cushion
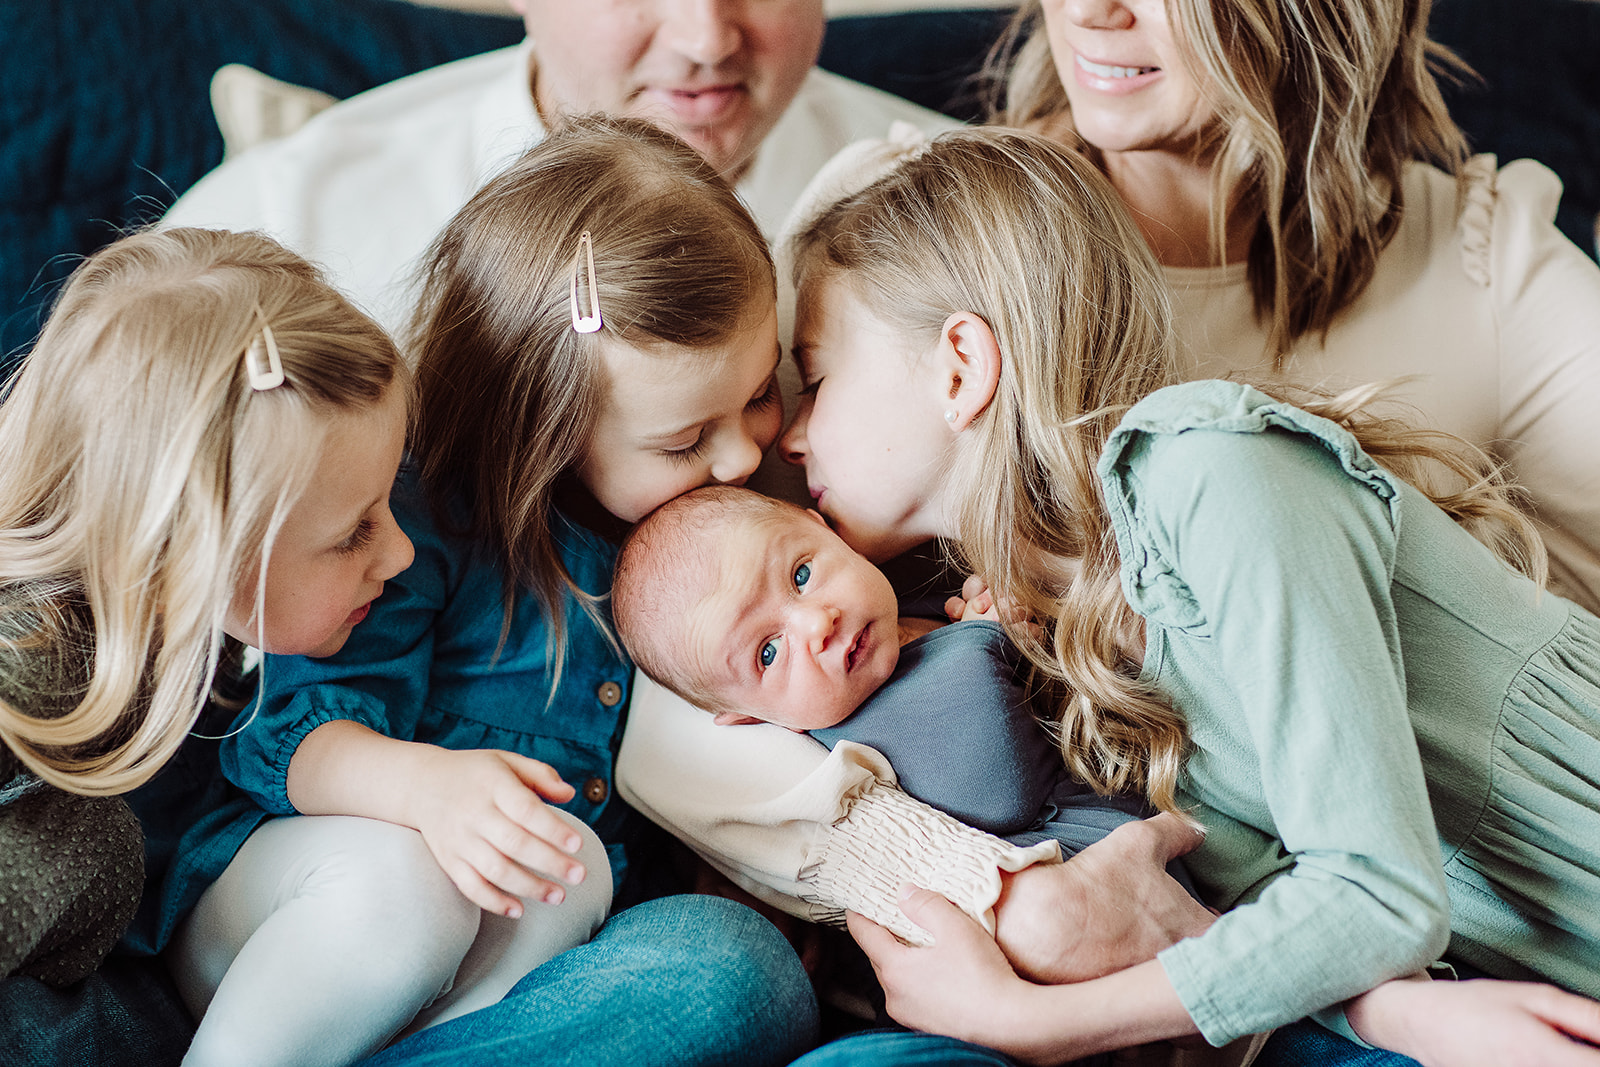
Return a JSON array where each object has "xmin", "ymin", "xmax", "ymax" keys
[{"xmin": 0, "ymin": 0, "xmax": 524, "ymax": 368}]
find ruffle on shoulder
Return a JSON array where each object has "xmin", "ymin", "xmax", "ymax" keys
[
  {"xmin": 1457, "ymin": 153, "xmax": 1565, "ymax": 287},
  {"xmin": 1458, "ymin": 154, "xmax": 1498, "ymax": 287}
]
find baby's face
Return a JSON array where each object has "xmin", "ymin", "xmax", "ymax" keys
[{"xmin": 684, "ymin": 509, "xmax": 901, "ymax": 731}]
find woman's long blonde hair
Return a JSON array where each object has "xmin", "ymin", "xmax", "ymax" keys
[
  {"xmin": 790, "ymin": 127, "xmax": 1542, "ymax": 815},
  {"xmin": 989, "ymin": 0, "xmax": 1470, "ymax": 361},
  {"xmin": 0, "ymin": 228, "xmax": 403, "ymax": 796},
  {"xmin": 408, "ymin": 115, "xmax": 773, "ymax": 682}
]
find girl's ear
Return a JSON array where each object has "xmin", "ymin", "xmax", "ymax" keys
[{"xmin": 935, "ymin": 311, "xmax": 1001, "ymax": 432}]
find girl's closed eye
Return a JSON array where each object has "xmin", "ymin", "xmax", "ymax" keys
[
  {"xmin": 661, "ymin": 434, "xmax": 709, "ymax": 464},
  {"xmin": 336, "ymin": 517, "xmax": 378, "ymax": 555},
  {"xmin": 748, "ymin": 374, "xmax": 781, "ymax": 411},
  {"xmin": 797, "ymin": 377, "xmax": 822, "ymax": 398}
]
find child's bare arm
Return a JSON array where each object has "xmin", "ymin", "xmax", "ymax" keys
[{"xmin": 286, "ymin": 719, "xmax": 587, "ymax": 916}]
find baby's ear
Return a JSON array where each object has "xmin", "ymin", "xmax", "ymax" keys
[
  {"xmin": 804, "ymin": 508, "xmax": 829, "ymax": 528},
  {"xmin": 712, "ymin": 710, "xmax": 766, "ymax": 727}
]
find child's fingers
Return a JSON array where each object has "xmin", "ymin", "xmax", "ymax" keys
[
  {"xmin": 497, "ymin": 751, "xmax": 577, "ymax": 803},
  {"xmin": 467, "ymin": 837, "xmax": 580, "ymax": 912},
  {"xmin": 961, "ymin": 574, "xmax": 988, "ymax": 602},
  {"xmin": 443, "ymin": 855, "xmax": 527, "ymax": 917},
  {"xmin": 483, "ymin": 814, "xmax": 588, "ymax": 892},
  {"xmin": 944, "ymin": 594, "xmax": 967, "ymax": 622}
]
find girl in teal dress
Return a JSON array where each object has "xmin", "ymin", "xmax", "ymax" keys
[{"xmin": 773, "ymin": 125, "xmax": 1600, "ymax": 1066}]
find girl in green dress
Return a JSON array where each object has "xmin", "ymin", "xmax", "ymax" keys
[{"xmin": 777, "ymin": 124, "xmax": 1600, "ymax": 1067}]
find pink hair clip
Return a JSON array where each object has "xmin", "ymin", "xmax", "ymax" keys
[{"xmin": 569, "ymin": 230, "xmax": 604, "ymax": 334}]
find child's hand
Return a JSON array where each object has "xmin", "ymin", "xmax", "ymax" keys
[
  {"xmin": 946, "ymin": 575, "xmax": 1043, "ymax": 640},
  {"xmin": 409, "ymin": 747, "xmax": 586, "ymax": 917},
  {"xmin": 945, "ymin": 574, "xmax": 999, "ymax": 622}
]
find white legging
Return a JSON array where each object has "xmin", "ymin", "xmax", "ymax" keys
[{"xmin": 169, "ymin": 810, "xmax": 611, "ymax": 1067}]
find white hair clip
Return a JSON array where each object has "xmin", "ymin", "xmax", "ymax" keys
[
  {"xmin": 244, "ymin": 305, "xmax": 285, "ymax": 391},
  {"xmin": 569, "ymin": 230, "xmax": 604, "ymax": 334}
]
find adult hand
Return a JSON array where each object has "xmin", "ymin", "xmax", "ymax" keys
[
  {"xmin": 848, "ymin": 886, "xmax": 1055, "ymax": 1062},
  {"xmin": 408, "ymin": 747, "xmax": 586, "ymax": 916},
  {"xmin": 993, "ymin": 812, "xmax": 1214, "ymax": 983},
  {"xmin": 1348, "ymin": 976, "xmax": 1600, "ymax": 1067}
]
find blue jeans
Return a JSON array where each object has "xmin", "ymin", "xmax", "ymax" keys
[
  {"xmin": 362, "ymin": 894, "xmax": 818, "ymax": 1067},
  {"xmin": 788, "ymin": 1028, "xmax": 1112, "ymax": 1067},
  {"xmin": 0, "ymin": 951, "xmax": 194, "ymax": 1066},
  {"xmin": 1253, "ymin": 1021, "xmax": 1420, "ymax": 1067}
]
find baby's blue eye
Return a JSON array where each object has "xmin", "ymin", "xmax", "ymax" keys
[
  {"xmin": 793, "ymin": 562, "xmax": 811, "ymax": 590},
  {"xmin": 759, "ymin": 638, "xmax": 780, "ymax": 669}
]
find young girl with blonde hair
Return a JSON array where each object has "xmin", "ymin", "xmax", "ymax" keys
[
  {"xmin": 986, "ymin": 0, "xmax": 1600, "ymax": 618},
  {"xmin": 775, "ymin": 125, "xmax": 1600, "ymax": 1067},
  {"xmin": 0, "ymin": 226, "xmax": 411, "ymax": 994},
  {"xmin": 168, "ymin": 116, "xmax": 815, "ymax": 1067}
]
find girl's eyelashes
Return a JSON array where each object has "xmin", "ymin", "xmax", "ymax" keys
[
  {"xmin": 749, "ymin": 375, "xmax": 781, "ymax": 411},
  {"xmin": 661, "ymin": 435, "xmax": 709, "ymax": 464},
  {"xmin": 335, "ymin": 517, "xmax": 378, "ymax": 555},
  {"xmin": 797, "ymin": 378, "xmax": 822, "ymax": 398}
]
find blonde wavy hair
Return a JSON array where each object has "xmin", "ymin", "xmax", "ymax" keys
[
  {"xmin": 988, "ymin": 0, "xmax": 1470, "ymax": 361},
  {"xmin": 0, "ymin": 228, "xmax": 404, "ymax": 796},
  {"xmin": 408, "ymin": 115, "xmax": 773, "ymax": 684},
  {"xmin": 790, "ymin": 127, "xmax": 1543, "ymax": 816}
]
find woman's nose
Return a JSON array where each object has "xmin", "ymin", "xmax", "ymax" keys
[{"xmin": 1056, "ymin": 0, "xmax": 1135, "ymax": 31}]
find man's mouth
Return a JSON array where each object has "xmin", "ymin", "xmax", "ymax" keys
[{"xmin": 643, "ymin": 84, "xmax": 746, "ymax": 124}]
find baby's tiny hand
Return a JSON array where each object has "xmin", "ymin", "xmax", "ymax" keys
[{"xmin": 946, "ymin": 575, "xmax": 999, "ymax": 623}]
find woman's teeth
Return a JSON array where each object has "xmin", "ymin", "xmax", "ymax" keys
[{"xmin": 1078, "ymin": 56, "xmax": 1157, "ymax": 79}]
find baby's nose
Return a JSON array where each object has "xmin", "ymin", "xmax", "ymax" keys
[{"xmin": 797, "ymin": 603, "xmax": 840, "ymax": 652}]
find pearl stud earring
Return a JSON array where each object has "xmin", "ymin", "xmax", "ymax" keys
[{"xmin": 943, "ymin": 409, "xmax": 958, "ymax": 423}]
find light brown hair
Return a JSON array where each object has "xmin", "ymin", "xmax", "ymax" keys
[
  {"xmin": 0, "ymin": 228, "xmax": 404, "ymax": 795},
  {"xmin": 988, "ymin": 0, "xmax": 1470, "ymax": 361},
  {"xmin": 407, "ymin": 115, "xmax": 775, "ymax": 685}
]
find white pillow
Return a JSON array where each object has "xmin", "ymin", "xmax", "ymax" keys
[{"xmin": 209, "ymin": 63, "xmax": 337, "ymax": 159}]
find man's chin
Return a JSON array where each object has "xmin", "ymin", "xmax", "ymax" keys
[{"xmin": 676, "ymin": 130, "xmax": 758, "ymax": 184}]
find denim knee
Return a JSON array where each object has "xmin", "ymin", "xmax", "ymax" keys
[
  {"xmin": 364, "ymin": 893, "xmax": 818, "ymax": 1067},
  {"xmin": 576, "ymin": 894, "xmax": 820, "ymax": 1067}
]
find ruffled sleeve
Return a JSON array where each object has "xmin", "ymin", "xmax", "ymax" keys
[
  {"xmin": 616, "ymin": 674, "xmax": 1057, "ymax": 946},
  {"xmin": 1462, "ymin": 154, "xmax": 1600, "ymax": 611}
]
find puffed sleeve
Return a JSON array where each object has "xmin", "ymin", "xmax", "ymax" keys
[
  {"xmin": 219, "ymin": 479, "xmax": 456, "ymax": 814},
  {"xmin": 615, "ymin": 676, "xmax": 1058, "ymax": 947},
  {"xmin": 1099, "ymin": 398, "xmax": 1451, "ymax": 1045},
  {"xmin": 1474, "ymin": 157, "xmax": 1600, "ymax": 611}
]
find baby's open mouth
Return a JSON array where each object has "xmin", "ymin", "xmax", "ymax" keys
[{"xmin": 846, "ymin": 624, "xmax": 867, "ymax": 672}]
